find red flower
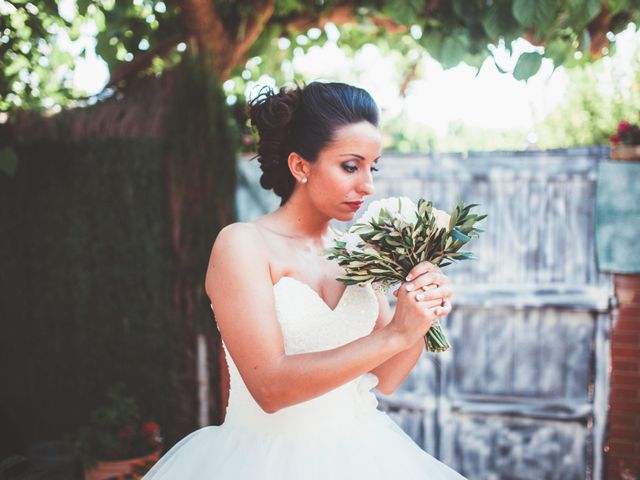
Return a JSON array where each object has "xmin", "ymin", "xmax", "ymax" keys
[
  {"xmin": 610, "ymin": 134, "xmax": 620, "ymax": 144},
  {"xmin": 618, "ymin": 120, "xmax": 632, "ymax": 134},
  {"xmin": 141, "ymin": 421, "xmax": 161, "ymax": 435}
]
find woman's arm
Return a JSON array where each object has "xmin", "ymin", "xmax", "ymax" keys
[
  {"xmin": 369, "ymin": 266, "xmax": 453, "ymax": 395},
  {"xmin": 369, "ymin": 289, "xmax": 426, "ymax": 395},
  {"xmin": 205, "ymin": 222, "xmax": 441, "ymax": 414}
]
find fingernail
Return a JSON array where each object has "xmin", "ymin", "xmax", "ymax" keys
[
  {"xmin": 416, "ymin": 293, "xmax": 424, "ymax": 301},
  {"xmin": 405, "ymin": 284, "xmax": 414, "ymax": 291},
  {"xmin": 406, "ymin": 274, "xmax": 412, "ymax": 281}
]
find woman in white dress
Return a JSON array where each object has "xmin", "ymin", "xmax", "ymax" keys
[{"xmin": 144, "ymin": 81, "xmax": 466, "ymax": 479}]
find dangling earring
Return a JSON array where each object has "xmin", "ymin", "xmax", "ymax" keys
[{"xmin": 301, "ymin": 177, "xmax": 308, "ymax": 184}]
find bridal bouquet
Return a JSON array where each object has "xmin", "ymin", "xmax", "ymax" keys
[{"xmin": 323, "ymin": 196, "xmax": 486, "ymax": 352}]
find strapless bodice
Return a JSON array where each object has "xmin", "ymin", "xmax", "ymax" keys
[{"xmin": 214, "ymin": 277, "xmax": 380, "ymax": 435}]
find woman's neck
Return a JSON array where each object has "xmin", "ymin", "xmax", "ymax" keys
[{"xmin": 263, "ymin": 190, "xmax": 334, "ymax": 244}]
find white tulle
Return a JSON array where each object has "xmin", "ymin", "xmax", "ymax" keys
[{"xmin": 143, "ymin": 277, "xmax": 466, "ymax": 479}]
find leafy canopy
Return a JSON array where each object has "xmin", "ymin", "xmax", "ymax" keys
[{"xmin": 2, "ymin": 0, "xmax": 639, "ymax": 113}]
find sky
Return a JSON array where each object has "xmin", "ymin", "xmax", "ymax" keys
[{"xmin": 62, "ymin": 8, "xmax": 639, "ymax": 136}]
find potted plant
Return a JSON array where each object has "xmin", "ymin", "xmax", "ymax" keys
[
  {"xmin": 610, "ymin": 119, "xmax": 640, "ymax": 160},
  {"xmin": 69, "ymin": 384, "xmax": 163, "ymax": 480}
]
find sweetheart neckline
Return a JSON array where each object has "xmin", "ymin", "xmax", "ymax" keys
[
  {"xmin": 209, "ymin": 276, "xmax": 354, "ymax": 313},
  {"xmin": 273, "ymin": 276, "xmax": 352, "ymax": 313}
]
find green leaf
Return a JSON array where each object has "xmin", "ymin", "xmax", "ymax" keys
[
  {"xmin": 512, "ymin": 0, "xmax": 556, "ymax": 30},
  {"xmin": 77, "ymin": 0, "xmax": 91, "ymax": 15},
  {"xmin": 543, "ymin": 38, "xmax": 573, "ymax": 69},
  {"xmin": 608, "ymin": 0, "xmax": 629, "ymax": 16},
  {"xmin": 513, "ymin": 51, "xmax": 543, "ymax": 81},
  {"xmin": 385, "ymin": 238, "xmax": 403, "ymax": 247},
  {"xmin": 568, "ymin": 0, "xmax": 603, "ymax": 27},
  {"xmin": 440, "ymin": 32, "xmax": 469, "ymax": 69},
  {"xmin": 419, "ymin": 30, "xmax": 445, "ymax": 60},
  {"xmin": 482, "ymin": 1, "xmax": 524, "ymax": 43},
  {"xmin": 451, "ymin": 228, "xmax": 471, "ymax": 243}
]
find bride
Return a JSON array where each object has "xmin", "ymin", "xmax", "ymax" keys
[{"xmin": 143, "ymin": 81, "xmax": 466, "ymax": 479}]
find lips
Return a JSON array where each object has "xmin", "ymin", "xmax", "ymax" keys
[{"xmin": 345, "ymin": 201, "xmax": 363, "ymax": 210}]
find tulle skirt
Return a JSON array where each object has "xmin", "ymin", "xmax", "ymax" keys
[{"xmin": 143, "ymin": 408, "xmax": 467, "ymax": 479}]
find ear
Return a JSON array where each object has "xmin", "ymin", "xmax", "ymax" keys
[{"xmin": 287, "ymin": 152, "xmax": 311, "ymax": 183}]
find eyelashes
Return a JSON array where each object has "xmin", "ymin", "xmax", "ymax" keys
[{"xmin": 342, "ymin": 164, "xmax": 379, "ymax": 174}]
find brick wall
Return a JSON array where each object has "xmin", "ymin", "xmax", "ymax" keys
[{"xmin": 607, "ymin": 274, "xmax": 640, "ymax": 479}]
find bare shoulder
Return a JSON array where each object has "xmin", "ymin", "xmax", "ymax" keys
[
  {"xmin": 214, "ymin": 221, "xmax": 263, "ymax": 249},
  {"xmin": 210, "ymin": 221, "xmax": 269, "ymax": 265},
  {"xmin": 205, "ymin": 221, "xmax": 269, "ymax": 300}
]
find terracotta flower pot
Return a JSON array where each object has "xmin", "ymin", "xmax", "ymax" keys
[
  {"xmin": 83, "ymin": 449, "xmax": 161, "ymax": 480},
  {"xmin": 611, "ymin": 145, "xmax": 640, "ymax": 161}
]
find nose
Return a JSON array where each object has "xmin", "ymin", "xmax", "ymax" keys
[{"xmin": 358, "ymin": 171, "xmax": 375, "ymax": 197}]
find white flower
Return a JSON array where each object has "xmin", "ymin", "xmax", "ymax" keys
[
  {"xmin": 432, "ymin": 208, "xmax": 451, "ymax": 230},
  {"xmin": 352, "ymin": 196, "xmax": 418, "ymax": 230},
  {"xmin": 341, "ymin": 231, "xmax": 364, "ymax": 253}
]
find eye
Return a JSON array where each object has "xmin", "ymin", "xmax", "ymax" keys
[{"xmin": 341, "ymin": 163, "xmax": 379, "ymax": 173}]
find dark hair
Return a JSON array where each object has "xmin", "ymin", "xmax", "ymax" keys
[{"xmin": 247, "ymin": 81, "xmax": 379, "ymax": 205}]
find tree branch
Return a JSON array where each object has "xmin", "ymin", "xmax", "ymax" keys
[
  {"xmin": 177, "ymin": 0, "xmax": 233, "ymax": 74},
  {"xmin": 106, "ymin": 33, "xmax": 185, "ymax": 88},
  {"xmin": 226, "ymin": 0, "xmax": 276, "ymax": 78}
]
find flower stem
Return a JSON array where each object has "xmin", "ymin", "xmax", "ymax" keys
[{"xmin": 423, "ymin": 320, "xmax": 450, "ymax": 352}]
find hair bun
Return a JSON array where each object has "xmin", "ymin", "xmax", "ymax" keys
[{"xmin": 247, "ymin": 85, "xmax": 302, "ymax": 202}]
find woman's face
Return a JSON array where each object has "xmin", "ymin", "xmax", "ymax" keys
[{"xmin": 305, "ymin": 121, "xmax": 382, "ymax": 222}]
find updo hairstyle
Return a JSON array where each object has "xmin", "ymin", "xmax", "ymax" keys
[{"xmin": 247, "ymin": 82, "xmax": 379, "ymax": 205}]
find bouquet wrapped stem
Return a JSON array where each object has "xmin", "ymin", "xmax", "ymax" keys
[{"xmin": 324, "ymin": 197, "xmax": 486, "ymax": 353}]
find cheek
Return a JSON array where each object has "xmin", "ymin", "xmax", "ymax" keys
[
  {"xmin": 315, "ymin": 167, "xmax": 348, "ymax": 191},
  {"xmin": 328, "ymin": 170, "xmax": 355, "ymax": 194}
]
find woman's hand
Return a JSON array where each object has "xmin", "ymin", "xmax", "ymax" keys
[
  {"xmin": 393, "ymin": 261, "xmax": 453, "ymax": 310},
  {"xmin": 386, "ymin": 262, "xmax": 453, "ymax": 347}
]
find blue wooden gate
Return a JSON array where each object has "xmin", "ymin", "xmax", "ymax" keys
[{"xmin": 235, "ymin": 148, "xmax": 614, "ymax": 480}]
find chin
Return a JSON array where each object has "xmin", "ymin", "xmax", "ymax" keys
[{"xmin": 334, "ymin": 210, "xmax": 358, "ymax": 222}]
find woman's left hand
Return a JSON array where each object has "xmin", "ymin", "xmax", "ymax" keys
[{"xmin": 392, "ymin": 261, "xmax": 453, "ymax": 311}]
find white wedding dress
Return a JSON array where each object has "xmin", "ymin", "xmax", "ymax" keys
[{"xmin": 143, "ymin": 276, "xmax": 466, "ymax": 479}]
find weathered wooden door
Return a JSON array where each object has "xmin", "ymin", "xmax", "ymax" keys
[
  {"xmin": 235, "ymin": 148, "xmax": 614, "ymax": 480},
  {"xmin": 373, "ymin": 150, "xmax": 613, "ymax": 480}
]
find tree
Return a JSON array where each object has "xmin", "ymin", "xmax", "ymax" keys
[
  {"xmin": 3, "ymin": 0, "xmax": 640, "ymax": 115},
  {"xmin": 535, "ymin": 34, "xmax": 640, "ymax": 147}
]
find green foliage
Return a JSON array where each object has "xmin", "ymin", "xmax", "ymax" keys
[
  {"xmin": 0, "ymin": 137, "xmax": 175, "ymax": 445},
  {"xmin": 70, "ymin": 384, "xmax": 162, "ymax": 468},
  {"xmin": 383, "ymin": 117, "xmax": 529, "ymax": 153},
  {"xmin": 535, "ymin": 41, "xmax": 640, "ymax": 147},
  {"xmin": 513, "ymin": 0, "xmax": 558, "ymax": 32},
  {"xmin": 1, "ymin": 0, "xmax": 76, "ymax": 111},
  {"xmin": 4, "ymin": 0, "xmax": 640, "ymax": 114},
  {"xmin": 1, "ymin": 0, "xmax": 182, "ymax": 113},
  {"xmin": 0, "ymin": 53, "xmax": 239, "ymax": 448},
  {"xmin": 513, "ymin": 51, "xmax": 543, "ymax": 80}
]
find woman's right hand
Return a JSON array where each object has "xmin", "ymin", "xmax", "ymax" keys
[{"xmin": 386, "ymin": 281, "xmax": 449, "ymax": 348}]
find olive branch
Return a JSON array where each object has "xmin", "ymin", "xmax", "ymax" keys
[{"xmin": 323, "ymin": 197, "xmax": 487, "ymax": 352}]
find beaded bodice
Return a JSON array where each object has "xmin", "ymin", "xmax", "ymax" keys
[
  {"xmin": 270, "ymin": 276, "xmax": 379, "ymax": 353},
  {"xmin": 213, "ymin": 277, "xmax": 381, "ymax": 434}
]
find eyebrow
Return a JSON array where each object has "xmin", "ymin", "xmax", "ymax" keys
[{"xmin": 339, "ymin": 153, "xmax": 381, "ymax": 162}]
